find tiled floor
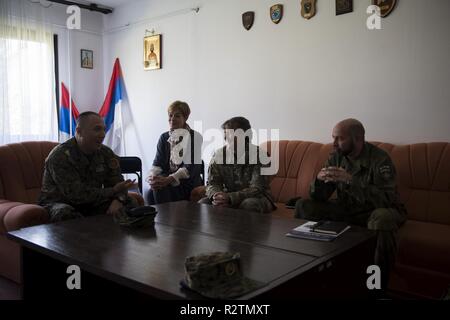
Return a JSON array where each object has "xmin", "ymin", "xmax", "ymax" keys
[{"xmin": 0, "ymin": 276, "xmax": 21, "ymax": 300}]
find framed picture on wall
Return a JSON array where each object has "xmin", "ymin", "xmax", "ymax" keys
[
  {"xmin": 81, "ymin": 49, "xmax": 93, "ymax": 69},
  {"xmin": 336, "ymin": 0, "xmax": 353, "ymax": 15},
  {"xmin": 144, "ymin": 34, "xmax": 161, "ymax": 71}
]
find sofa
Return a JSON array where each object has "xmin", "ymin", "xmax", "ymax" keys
[
  {"xmin": 0, "ymin": 141, "xmax": 56, "ymax": 283},
  {"xmin": 0, "ymin": 141, "xmax": 144, "ymax": 284},
  {"xmin": 193, "ymin": 140, "xmax": 450, "ymax": 299},
  {"xmin": 3, "ymin": 140, "xmax": 449, "ymax": 298},
  {"xmin": 267, "ymin": 140, "xmax": 450, "ymax": 299}
]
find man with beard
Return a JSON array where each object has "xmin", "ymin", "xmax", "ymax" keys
[{"xmin": 294, "ymin": 118, "xmax": 407, "ymax": 291}]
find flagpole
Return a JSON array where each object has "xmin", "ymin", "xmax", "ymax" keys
[
  {"xmin": 119, "ymin": 102, "xmax": 126, "ymax": 155},
  {"xmin": 67, "ymin": 29, "xmax": 72, "ymax": 138},
  {"xmin": 118, "ymin": 66, "xmax": 126, "ymax": 156}
]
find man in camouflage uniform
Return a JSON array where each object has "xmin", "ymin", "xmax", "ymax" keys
[
  {"xmin": 198, "ymin": 117, "xmax": 275, "ymax": 213},
  {"xmin": 39, "ymin": 111, "xmax": 136, "ymax": 222},
  {"xmin": 295, "ymin": 118, "xmax": 407, "ymax": 290}
]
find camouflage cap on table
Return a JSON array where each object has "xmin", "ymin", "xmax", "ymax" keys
[
  {"xmin": 182, "ymin": 252, "xmax": 264, "ymax": 299},
  {"xmin": 113, "ymin": 206, "xmax": 157, "ymax": 228}
]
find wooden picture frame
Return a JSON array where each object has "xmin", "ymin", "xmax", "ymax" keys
[
  {"xmin": 144, "ymin": 34, "xmax": 162, "ymax": 71},
  {"xmin": 80, "ymin": 49, "xmax": 93, "ymax": 69}
]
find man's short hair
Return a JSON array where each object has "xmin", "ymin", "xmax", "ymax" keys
[
  {"xmin": 76, "ymin": 111, "xmax": 101, "ymax": 128},
  {"xmin": 347, "ymin": 119, "xmax": 365, "ymax": 140},
  {"xmin": 221, "ymin": 117, "xmax": 251, "ymax": 131}
]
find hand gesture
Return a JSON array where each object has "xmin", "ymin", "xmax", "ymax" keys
[
  {"xmin": 317, "ymin": 167, "xmax": 352, "ymax": 184},
  {"xmin": 212, "ymin": 192, "xmax": 230, "ymax": 207},
  {"xmin": 148, "ymin": 176, "xmax": 173, "ymax": 190},
  {"xmin": 113, "ymin": 179, "xmax": 135, "ymax": 193}
]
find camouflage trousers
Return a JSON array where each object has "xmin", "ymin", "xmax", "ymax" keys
[
  {"xmin": 44, "ymin": 196, "xmax": 138, "ymax": 223},
  {"xmin": 295, "ymin": 199, "xmax": 406, "ymax": 290},
  {"xmin": 198, "ymin": 197, "xmax": 273, "ymax": 214}
]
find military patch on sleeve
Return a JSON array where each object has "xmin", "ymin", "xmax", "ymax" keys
[
  {"xmin": 379, "ymin": 165, "xmax": 392, "ymax": 180},
  {"xmin": 108, "ymin": 158, "xmax": 120, "ymax": 170}
]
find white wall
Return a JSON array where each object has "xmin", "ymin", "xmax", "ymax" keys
[
  {"xmin": 104, "ymin": 0, "xmax": 450, "ymax": 176},
  {"xmin": 54, "ymin": 4, "xmax": 104, "ymax": 113},
  {"xmin": 19, "ymin": 0, "xmax": 104, "ymax": 113}
]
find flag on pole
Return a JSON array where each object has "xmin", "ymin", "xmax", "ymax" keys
[
  {"xmin": 59, "ymin": 82, "xmax": 79, "ymax": 142},
  {"xmin": 99, "ymin": 58, "xmax": 124, "ymax": 155}
]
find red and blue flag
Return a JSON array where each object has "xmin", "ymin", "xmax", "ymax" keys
[
  {"xmin": 59, "ymin": 82, "xmax": 79, "ymax": 141},
  {"xmin": 99, "ymin": 58, "xmax": 124, "ymax": 154}
]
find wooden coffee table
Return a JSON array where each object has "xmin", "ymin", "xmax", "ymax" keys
[{"xmin": 8, "ymin": 201, "xmax": 376, "ymax": 299}]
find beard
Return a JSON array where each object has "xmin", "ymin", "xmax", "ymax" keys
[{"xmin": 335, "ymin": 141, "xmax": 354, "ymax": 157}]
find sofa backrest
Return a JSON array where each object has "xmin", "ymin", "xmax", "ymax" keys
[
  {"xmin": 0, "ymin": 141, "xmax": 58, "ymax": 204},
  {"xmin": 262, "ymin": 141, "xmax": 331, "ymax": 203},
  {"xmin": 375, "ymin": 142, "xmax": 450, "ymax": 225},
  {"xmin": 262, "ymin": 141, "xmax": 450, "ymax": 225}
]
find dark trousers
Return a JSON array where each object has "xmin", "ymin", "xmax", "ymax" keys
[
  {"xmin": 295, "ymin": 199, "xmax": 406, "ymax": 291},
  {"xmin": 45, "ymin": 196, "xmax": 138, "ymax": 223},
  {"xmin": 146, "ymin": 185, "xmax": 191, "ymax": 205},
  {"xmin": 198, "ymin": 196, "xmax": 273, "ymax": 213}
]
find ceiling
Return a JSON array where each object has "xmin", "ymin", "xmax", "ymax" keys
[
  {"xmin": 75, "ymin": 0, "xmax": 138, "ymax": 9},
  {"xmin": 91, "ymin": 0, "xmax": 133, "ymax": 8}
]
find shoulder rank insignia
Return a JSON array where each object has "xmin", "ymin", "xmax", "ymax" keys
[
  {"xmin": 108, "ymin": 158, "xmax": 120, "ymax": 170},
  {"xmin": 379, "ymin": 165, "xmax": 392, "ymax": 180}
]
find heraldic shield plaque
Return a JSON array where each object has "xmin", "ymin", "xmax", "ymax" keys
[
  {"xmin": 372, "ymin": 0, "xmax": 397, "ymax": 18},
  {"xmin": 301, "ymin": 0, "xmax": 316, "ymax": 20},
  {"xmin": 270, "ymin": 4, "xmax": 283, "ymax": 24},
  {"xmin": 242, "ymin": 11, "xmax": 255, "ymax": 30}
]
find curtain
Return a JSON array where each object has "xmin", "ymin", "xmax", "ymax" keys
[{"xmin": 0, "ymin": 0, "xmax": 57, "ymax": 145}]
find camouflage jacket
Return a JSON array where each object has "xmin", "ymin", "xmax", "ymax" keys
[
  {"xmin": 311, "ymin": 142, "xmax": 406, "ymax": 215},
  {"xmin": 39, "ymin": 138, "xmax": 125, "ymax": 208},
  {"xmin": 205, "ymin": 145, "xmax": 274, "ymax": 207}
]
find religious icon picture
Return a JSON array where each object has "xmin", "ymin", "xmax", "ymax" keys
[
  {"xmin": 144, "ymin": 34, "xmax": 161, "ymax": 71},
  {"xmin": 336, "ymin": 0, "xmax": 353, "ymax": 16},
  {"xmin": 80, "ymin": 49, "xmax": 93, "ymax": 69}
]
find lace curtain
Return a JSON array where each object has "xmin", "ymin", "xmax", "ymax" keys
[{"xmin": 0, "ymin": 0, "xmax": 57, "ymax": 145}]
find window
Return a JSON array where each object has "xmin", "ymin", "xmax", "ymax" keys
[{"xmin": 0, "ymin": 23, "xmax": 58, "ymax": 145}]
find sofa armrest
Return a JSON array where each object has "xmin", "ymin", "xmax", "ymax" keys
[
  {"xmin": 190, "ymin": 186, "xmax": 206, "ymax": 203},
  {"xmin": 0, "ymin": 200, "xmax": 49, "ymax": 233}
]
